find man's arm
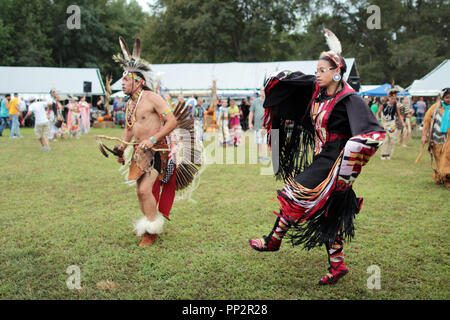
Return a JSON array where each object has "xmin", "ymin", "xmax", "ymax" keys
[
  {"xmin": 22, "ymin": 110, "xmax": 32, "ymax": 122},
  {"xmin": 421, "ymin": 103, "xmax": 438, "ymax": 145},
  {"xmin": 376, "ymin": 106, "xmax": 382, "ymax": 121},
  {"xmin": 248, "ymin": 104, "xmax": 255, "ymax": 130},
  {"xmin": 151, "ymin": 94, "xmax": 177, "ymax": 143},
  {"xmin": 397, "ymin": 107, "xmax": 405, "ymax": 128}
]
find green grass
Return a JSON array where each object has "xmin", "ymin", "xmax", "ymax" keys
[{"xmin": 0, "ymin": 127, "xmax": 448, "ymax": 300}]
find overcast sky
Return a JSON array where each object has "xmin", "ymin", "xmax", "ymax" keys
[{"xmin": 135, "ymin": 0, "xmax": 153, "ymax": 13}]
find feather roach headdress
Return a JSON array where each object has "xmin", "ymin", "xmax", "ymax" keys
[
  {"xmin": 320, "ymin": 28, "xmax": 345, "ymax": 69},
  {"xmin": 113, "ymin": 36, "xmax": 153, "ymax": 90}
]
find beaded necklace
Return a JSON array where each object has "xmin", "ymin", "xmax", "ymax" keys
[{"xmin": 125, "ymin": 89, "xmax": 143, "ymax": 128}]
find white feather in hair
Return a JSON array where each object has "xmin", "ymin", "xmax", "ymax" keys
[{"xmin": 323, "ymin": 28, "xmax": 342, "ymax": 55}]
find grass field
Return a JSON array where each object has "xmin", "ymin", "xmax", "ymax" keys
[{"xmin": 0, "ymin": 127, "xmax": 448, "ymax": 300}]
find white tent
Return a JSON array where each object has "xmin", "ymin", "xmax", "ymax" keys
[
  {"xmin": 111, "ymin": 58, "xmax": 359, "ymax": 96},
  {"xmin": 0, "ymin": 66, "xmax": 106, "ymax": 96},
  {"xmin": 407, "ymin": 60, "xmax": 450, "ymax": 96},
  {"xmin": 111, "ymin": 91, "xmax": 126, "ymax": 98}
]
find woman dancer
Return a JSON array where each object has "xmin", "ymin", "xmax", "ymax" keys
[{"xmin": 249, "ymin": 29, "xmax": 385, "ymax": 285}]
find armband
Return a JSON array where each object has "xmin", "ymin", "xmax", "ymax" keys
[{"xmin": 159, "ymin": 108, "xmax": 171, "ymax": 118}]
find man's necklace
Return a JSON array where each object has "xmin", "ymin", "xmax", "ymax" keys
[{"xmin": 125, "ymin": 90, "xmax": 143, "ymax": 128}]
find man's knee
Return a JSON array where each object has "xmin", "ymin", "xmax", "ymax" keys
[{"xmin": 136, "ymin": 185, "xmax": 154, "ymax": 200}]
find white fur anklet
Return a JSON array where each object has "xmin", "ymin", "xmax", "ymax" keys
[{"xmin": 133, "ymin": 213, "xmax": 164, "ymax": 236}]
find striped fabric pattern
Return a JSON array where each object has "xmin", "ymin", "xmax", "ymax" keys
[
  {"xmin": 337, "ymin": 132, "xmax": 385, "ymax": 190},
  {"xmin": 277, "ymin": 151, "xmax": 344, "ymax": 223}
]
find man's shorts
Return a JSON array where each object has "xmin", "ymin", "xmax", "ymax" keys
[
  {"xmin": 254, "ymin": 129, "xmax": 267, "ymax": 145},
  {"xmin": 34, "ymin": 123, "xmax": 50, "ymax": 139}
]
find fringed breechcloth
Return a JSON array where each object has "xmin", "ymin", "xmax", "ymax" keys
[{"xmin": 128, "ymin": 138, "xmax": 177, "ymax": 219}]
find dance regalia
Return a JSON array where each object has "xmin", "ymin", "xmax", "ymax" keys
[
  {"xmin": 79, "ymin": 101, "xmax": 90, "ymax": 134},
  {"xmin": 93, "ymin": 36, "xmax": 203, "ymax": 247},
  {"xmin": 229, "ymin": 105, "xmax": 242, "ymax": 146},
  {"xmin": 423, "ymin": 99, "xmax": 450, "ymax": 187},
  {"xmin": 263, "ymin": 71, "xmax": 385, "ymax": 249}
]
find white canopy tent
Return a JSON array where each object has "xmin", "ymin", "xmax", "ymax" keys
[
  {"xmin": 111, "ymin": 58, "xmax": 359, "ymax": 96},
  {"xmin": 407, "ymin": 60, "xmax": 450, "ymax": 96},
  {"xmin": 0, "ymin": 66, "xmax": 106, "ymax": 97}
]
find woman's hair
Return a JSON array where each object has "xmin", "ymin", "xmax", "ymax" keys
[
  {"xmin": 441, "ymin": 88, "xmax": 450, "ymax": 98},
  {"xmin": 319, "ymin": 55, "xmax": 347, "ymax": 76}
]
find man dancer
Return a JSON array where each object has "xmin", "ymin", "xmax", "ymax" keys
[
  {"xmin": 421, "ymin": 88, "xmax": 450, "ymax": 187},
  {"xmin": 113, "ymin": 37, "xmax": 178, "ymax": 247}
]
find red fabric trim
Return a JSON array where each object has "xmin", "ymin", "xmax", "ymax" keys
[
  {"xmin": 157, "ymin": 165, "xmax": 177, "ymax": 220},
  {"xmin": 329, "ymin": 133, "xmax": 349, "ymax": 141},
  {"xmin": 266, "ymin": 78, "xmax": 279, "ymax": 95},
  {"xmin": 263, "ymin": 107, "xmax": 273, "ymax": 147}
]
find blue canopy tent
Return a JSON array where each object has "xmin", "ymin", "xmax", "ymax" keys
[{"xmin": 360, "ymin": 83, "xmax": 409, "ymax": 96}]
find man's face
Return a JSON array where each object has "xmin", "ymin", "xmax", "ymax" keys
[
  {"xmin": 122, "ymin": 73, "xmax": 140, "ymax": 95},
  {"xmin": 388, "ymin": 96, "xmax": 396, "ymax": 104},
  {"xmin": 260, "ymin": 87, "xmax": 265, "ymax": 100},
  {"xmin": 198, "ymin": 98, "xmax": 203, "ymax": 105}
]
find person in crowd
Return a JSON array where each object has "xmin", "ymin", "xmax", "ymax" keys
[
  {"xmin": 113, "ymin": 96, "xmax": 119, "ymax": 111},
  {"xmin": 199, "ymin": 97, "xmax": 209, "ymax": 113},
  {"xmin": 193, "ymin": 97, "xmax": 206, "ymax": 142},
  {"xmin": 416, "ymin": 97, "xmax": 427, "ymax": 127},
  {"xmin": 377, "ymin": 91, "xmax": 405, "ymax": 159},
  {"xmin": 47, "ymin": 89, "xmax": 65, "ymax": 140},
  {"xmin": 97, "ymin": 95, "xmax": 105, "ymax": 111},
  {"xmin": 0, "ymin": 94, "xmax": 11, "ymax": 137},
  {"xmin": 228, "ymin": 99, "xmax": 242, "ymax": 146},
  {"xmin": 240, "ymin": 97, "xmax": 251, "ymax": 131},
  {"xmin": 249, "ymin": 87, "xmax": 269, "ymax": 163},
  {"xmin": 18, "ymin": 97, "xmax": 27, "ymax": 127},
  {"xmin": 370, "ymin": 98, "xmax": 379, "ymax": 115},
  {"xmin": 67, "ymin": 96, "xmax": 81, "ymax": 138},
  {"xmin": 22, "ymin": 98, "xmax": 51, "ymax": 151},
  {"xmin": 114, "ymin": 97, "xmax": 126, "ymax": 128},
  {"xmin": 421, "ymin": 88, "xmax": 450, "ymax": 187},
  {"xmin": 397, "ymin": 96, "xmax": 412, "ymax": 146},
  {"xmin": 8, "ymin": 93, "xmax": 21, "ymax": 138},
  {"xmin": 216, "ymin": 99, "xmax": 231, "ymax": 146},
  {"xmin": 79, "ymin": 96, "xmax": 91, "ymax": 134}
]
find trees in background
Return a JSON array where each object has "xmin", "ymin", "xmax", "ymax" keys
[{"xmin": 0, "ymin": 0, "xmax": 448, "ymax": 87}]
